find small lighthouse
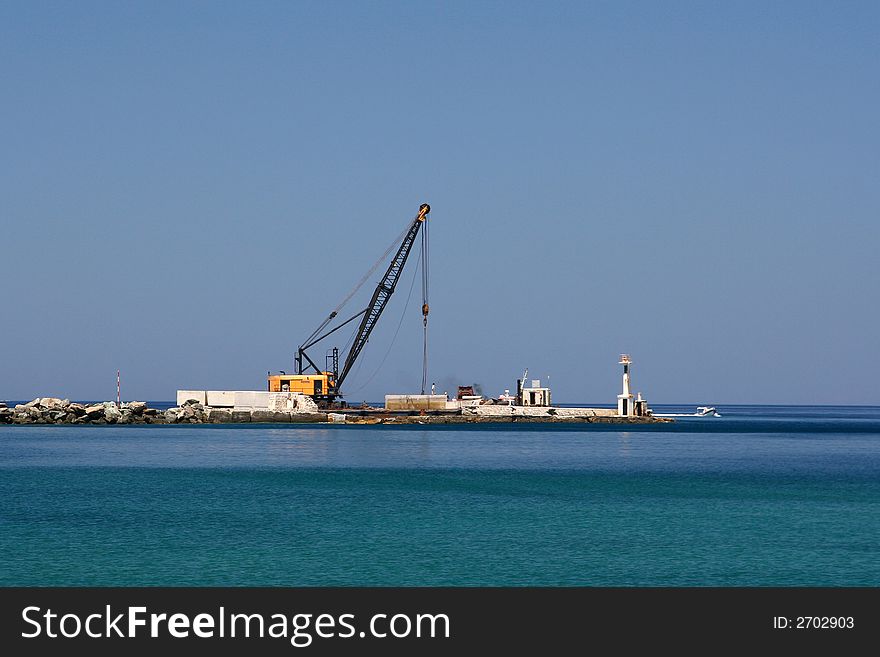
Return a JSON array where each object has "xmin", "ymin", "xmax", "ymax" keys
[
  {"xmin": 617, "ymin": 355, "xmax": 634, "ymax": 416},
  {"xmin": 617, "ymin": 354, "xmax": 650, "ymax": 417}
]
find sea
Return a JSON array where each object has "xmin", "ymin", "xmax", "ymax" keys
[{"xmin": 1, "ymin": 404, "xmax": 878, "ymax": 586}]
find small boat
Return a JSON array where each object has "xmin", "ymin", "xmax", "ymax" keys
[{"xmin": 654, "ymin": 406, "xmax": 722, "ymax": 418}]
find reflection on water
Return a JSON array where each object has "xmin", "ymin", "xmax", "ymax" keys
[
  {"xmin": 618, "ymin": 432, "xmax": 632, "ymax": 458},
  {"xmin": 1, "ymin": 413, "xmax": 879, "ymax": 474}
]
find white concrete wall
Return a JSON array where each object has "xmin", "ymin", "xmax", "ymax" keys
[
  {"xmin": 521, "ymin": 388, "xmax": 551, "ymax": 406},
  {"xmin": 176, "ymin": 390, "xmax": 206, "ymax": 405},
  {"xmin": 465, "ymin": 405, "xmax": 617, "ymax": 418},
  {"xmin": 178, "ymin": 390, "xmax": 320, "ymax": 411},
  {"xmin": 233, "ymin": 391, "xmax": 272, "ymax": 409},
  {"xmin": 267, "ymin": 392, "xmax": 318, "ymax": 411},
  {"xmin": 206, "ymin": 391, "xmax": 236, "ymax": 407}
]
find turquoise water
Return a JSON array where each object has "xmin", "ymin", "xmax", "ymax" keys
[{"xmin": 1, "ymin": 405, "xmax": 878, "ymax": 586}]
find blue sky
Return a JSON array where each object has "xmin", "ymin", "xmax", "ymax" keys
[{"xmin": 1, "ymin": 1, "xmax": 878, "ymax": 404}]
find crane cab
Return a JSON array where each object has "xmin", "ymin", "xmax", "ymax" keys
[{"xmin": 268, "ymin": 373, "xmax": 336, "ymax": 399}]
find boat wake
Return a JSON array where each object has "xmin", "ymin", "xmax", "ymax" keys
[{"xmin": 655, "ymin": 406, "xmax": 722, "ymax": 418}]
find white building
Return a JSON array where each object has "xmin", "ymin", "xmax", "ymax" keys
[{"xmin": 521, "ymin": 379, "xmax": 551, "ymax": 407}]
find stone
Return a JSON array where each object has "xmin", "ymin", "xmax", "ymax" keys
[
  {"xmin": 68, "ymin": 404, "xmax": 86, "ymax": 416},
  {"xmin": 24, "ymin": 399, "xmax": 41, "ymax": 408},
  {"xmin": 290, "ymin": 412, "xmax": 327, "ymax": 423},
  {"xmin": 39, "ymin": 397, "xmax": 63, "ymax": 409},
  {"xmin": 268, "ymin": 393, "xmax": 292, "ymax": 411},
  {"xmin": 128, "ymin": 401, "xmax": 147, "ymax": 415},
  {"xmin": 0, "ymin": 402, "xmax": 6, "ymax": 409},
  {"xmin": 103, "ymin": 404, "xmax": 122, "ymax": 422},
  {"xmin": 85, "ymin": 404, "xmax": 105, "ymax": 418},
  {"xmin": 164, "ymin": 408, "xmax": 180, "ymax": 423},
  {"xmin": 293, "ymin": 394, "xmax": 319, "ymax": 412},
  {"xmin": 206, "ymin": 408, "xmax": 233, "ymax": 423},
  {"xmin": 231, "ymin": 410, "xmax": 251, "ymax": 423},
  {"xmin": 250, "ymin": 410, "xmax": 276, "ymax": 423}
]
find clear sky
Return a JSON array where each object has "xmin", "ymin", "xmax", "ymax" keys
[{"xmin": 1, "ymin": 1, "xmax": 878, "ymax": 405}]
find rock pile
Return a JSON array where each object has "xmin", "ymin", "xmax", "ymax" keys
[
  {"xmin": 0, "ymin": 397, "xmax": 329, "ymax": 426},
  {"xmin": 163, "ymin": 399, "xmax": 210, "ymax": 424},
  {"xmin": 0, "ymin": 398, "xmax": 162, "ymax": 425}
]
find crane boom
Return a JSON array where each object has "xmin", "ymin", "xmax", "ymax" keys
[
  {"xmin": 273, "ymin": 203, "xmax": 431, "ymax": 404},
  {"xmin": 336, "ymin": 203, "xmax": 430, "ymax": 390}
]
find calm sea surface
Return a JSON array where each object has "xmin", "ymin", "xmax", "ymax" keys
[{"xmin": 1, "ymin": 405, "xmax": 878, "ymax": 585}]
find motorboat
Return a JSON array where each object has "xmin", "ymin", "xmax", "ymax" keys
[{"xmin": 654, "ymin": 406, "xmax": 722, "ymax": 418}]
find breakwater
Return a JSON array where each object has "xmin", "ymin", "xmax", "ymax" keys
[{"xmin": 0, "ymin": 398, "xmax": 671, "ymax": 425}]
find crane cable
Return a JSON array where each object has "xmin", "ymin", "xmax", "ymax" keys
[
  {"xmin": 420, "ymin": 215, "xmax": 429, "ymax": 394},
  {"xmin": 344, "ymin": 212, "xmax": 429, "ymax": 397},
  {"xmin": 345, "ymin": 246, "xmax": 422, "ymax": 395},
  {"xmin": 301, "ymin": 220, "xmax": 413, "ymax": 348}
]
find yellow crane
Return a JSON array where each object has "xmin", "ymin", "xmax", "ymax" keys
[{"xmin": 269, "ymin": 203, "xmax": 431, "ymax": 406}]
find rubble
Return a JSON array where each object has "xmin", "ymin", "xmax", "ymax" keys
[{"xmin": 3, "ymin": 398, "xmax": 169, "ymax": 425}]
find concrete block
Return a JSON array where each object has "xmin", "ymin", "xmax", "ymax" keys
[
  {"xmin": 290, "ymin": 412, "xmax": 326, "ymax": 423},
  {"xmin": 268, "ymin": 392, "xmax": 295, "ymax": 411},
  {"xmin": 251, "ymin": 409, "xmax": 292, "ymax": 423},
  {"xmin": 233, "ymin": 391, "xmax": 272, "ymax": 409},
  {"xmin": 385, "ymin": 394, "xmax": 448, "ymax": 411},
  {"xmin": 206, "ymin": 391, "xmax": 236, "ymax": 407},
  {"xmin": 177, "ymin": 390, "xmax": 206, "ymax": 406}
]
